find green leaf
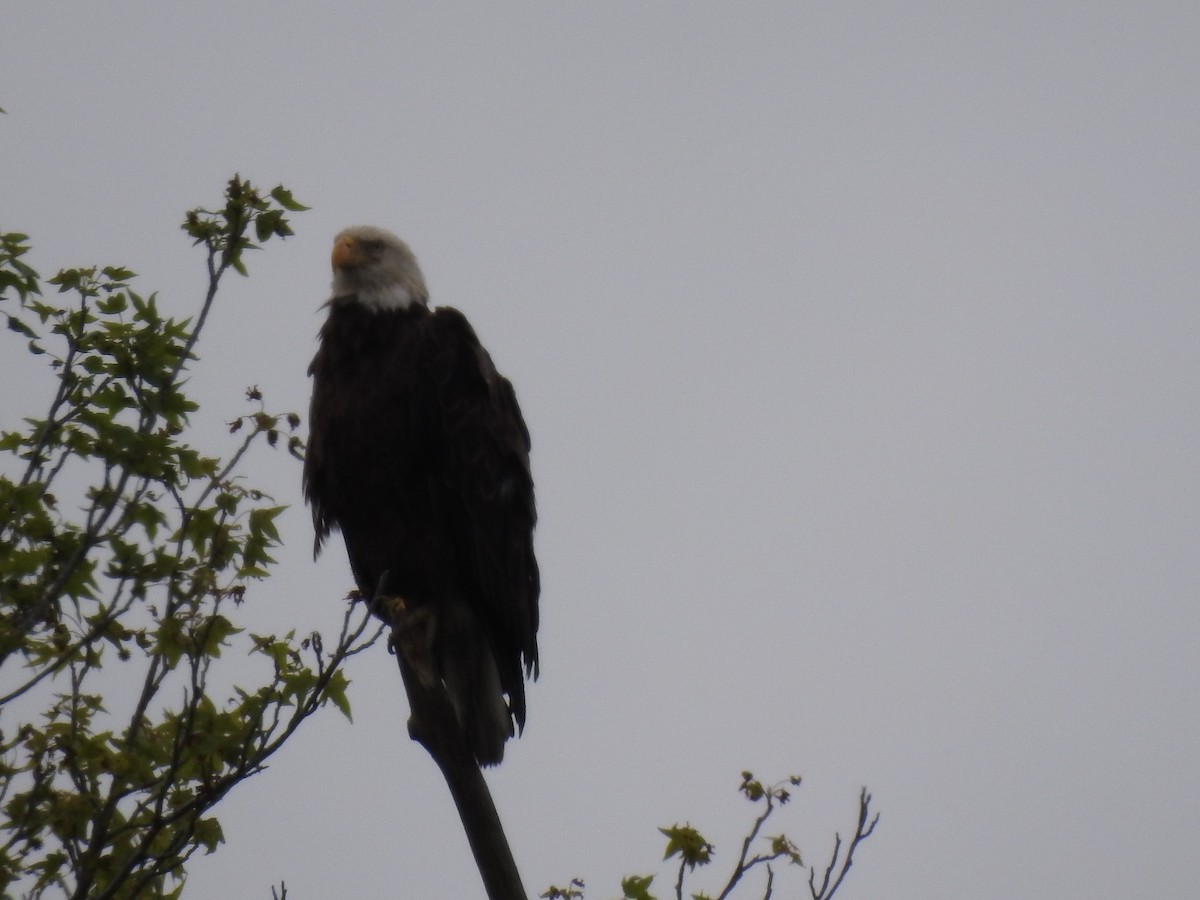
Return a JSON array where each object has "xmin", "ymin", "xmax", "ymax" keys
[
  {"xmin": 194, "ymin": 816, "xmax": 225, "ymax": 854},
  {"xmin": 5, "ymin": 315, "xmax": 36, "ymax": 338},
  {"xmin": 660, "ymin": 824, "xmax": 714, "ymax": 868},
  {"xmin": 269, "ymin": 185, "xmax": 310, "ymax": 212},
  {"xmin": 198, "ymin": 614, "xmax": 241, "ymax": 658},
  {"xmin": 156, "ymin": 616, "xmax": 187, "ymax": 668},
  {"xmin": 254, "ymin": 210, "xmax": 279, "ymax": 243},
  {"xmin": 324, "ymin": 670, "xmax": 353, "ymax": 722},
  {"xmin": 621, "ymin": 874, "xmax": 656, "ymax": 900},
  {"xmin": 101, "ymin": 266, "xmax": 136, "ymax": 282},
  {"xmin": 95, "ymin": 292, "xmax": 128, "ymax": 315}
]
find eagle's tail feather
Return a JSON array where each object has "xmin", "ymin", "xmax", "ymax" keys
[{"xmin": 438, "ymin": 604, "xmax": 514, "ymax": 767}]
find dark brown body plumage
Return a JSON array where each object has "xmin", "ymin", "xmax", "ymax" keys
[{"xmin": 304, "ymin": 297, "xmax": 539, "ymax": 764}]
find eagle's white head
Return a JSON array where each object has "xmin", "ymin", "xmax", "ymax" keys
[{"xmin": 330, "ymin": 225, "xmax": 429, "ymax": 311}]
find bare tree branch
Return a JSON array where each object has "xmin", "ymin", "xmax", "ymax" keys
[{"xmin": 809, "ymin": 788, "xmax": 878, "ymax": 900}]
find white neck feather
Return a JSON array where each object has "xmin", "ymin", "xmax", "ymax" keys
[
  {"xmin": 349, "ymin": 283, "xmax": 422, "ymax": 311},
  {"xmin": 331, "ymin": 271, "xmax": 428, "ymax": 312}
]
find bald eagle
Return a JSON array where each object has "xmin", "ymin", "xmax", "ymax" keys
[{"xmin": 303, "ymin": 226, "xmax": 539, "ymax": 766}]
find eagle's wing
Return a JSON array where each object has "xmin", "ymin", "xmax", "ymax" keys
[
  {"xmin": 424, "ymin": 308, "xmax": 540, "ymax": 727},
  {"xmin": 304, "ymin": 335, "xmax": 336, "ymax": 559}
]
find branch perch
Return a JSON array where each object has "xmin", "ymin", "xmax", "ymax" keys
[{"xmin": 388, "ymin": 597, "xmax": 527, "ymax": 900}]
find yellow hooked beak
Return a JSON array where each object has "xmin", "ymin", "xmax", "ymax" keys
[{"xmin": 331, "ymin": 234, "xmax": 368, "ymax": 271}]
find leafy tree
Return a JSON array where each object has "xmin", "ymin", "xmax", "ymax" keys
[{"xmin": 0, "ymin": 178, "xmax": 384, "ymax": 899}]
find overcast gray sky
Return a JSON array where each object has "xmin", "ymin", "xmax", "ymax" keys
[{"xmin": 3, "ymin": 3, "xmax": 1198, "ymax": 898}]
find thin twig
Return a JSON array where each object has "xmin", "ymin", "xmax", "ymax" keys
[{"xmin": 809, "ymin": 788, "xmax": 878, "ymax": 900}]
